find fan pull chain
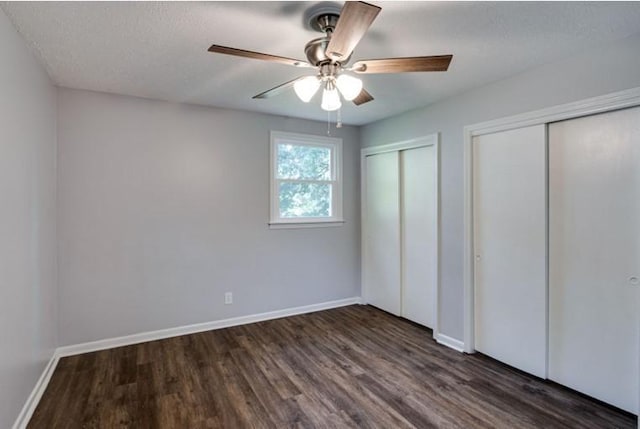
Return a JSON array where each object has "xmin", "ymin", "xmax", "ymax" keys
[{"xmin": 326, "ymin": 109, "xmax": 342, "ymax": 135}]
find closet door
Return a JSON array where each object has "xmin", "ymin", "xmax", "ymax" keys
[
  {"xmin": 401, "ymin": 146, "xmax": 437, "ymax": 328},
  {"xmin": 364, "ymin": 151, "xmax": 401, "ymax": 315},
  {"xmin": 473, "ymin": 124, "xmax": 547, "ymax": 378},
  {"xmin": 549, "ymin": 107, "xmax": 640, "ymax": 414}
]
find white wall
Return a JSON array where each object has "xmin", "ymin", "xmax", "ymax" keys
[
  {"xmin": 361, "ymin": 33, "xmax": 640, "ymax": 341},
  {"xmin": 0, "ymin": 9, "xmax": 57, "ymax": 429},
  {"xmin": 57, "ymin": 88, "xmax": 360, "ymax": 346}
]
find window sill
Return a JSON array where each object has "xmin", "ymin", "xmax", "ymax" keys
[{"xmin": 268, "ymin": 220, "xmax": 345, "ymax": 230}]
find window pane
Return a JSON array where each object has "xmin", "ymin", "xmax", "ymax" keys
[
  {"xmin": 279, "ymin": 182, "xmax": 331, "ymax": 218},
  {"xmin": 277, "ymin": 144, "xmax": 331, "ymax": 180}
]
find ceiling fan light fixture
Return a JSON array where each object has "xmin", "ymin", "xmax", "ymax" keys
[
  {"xmin": 208, "ymin": 2, "xmax": 454, "ymax": 115},
  {"xmin": 293, "ymin": 76, "xmax": 321, "ymax": 102},
  {"xmin": 321, "ymin": 83, "xmax": 342, "ymax": 111},
  {"xmin": 336, "ymin": 74, "xmax": 363, "ymax": 101}
]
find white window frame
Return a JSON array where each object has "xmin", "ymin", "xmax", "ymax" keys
[{"xmin": 269, "ymin": 131, "xmax": 343, "ymax": 229}]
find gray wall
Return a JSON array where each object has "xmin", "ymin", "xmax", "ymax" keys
[
  {"xmin": 0, "ymin": 9, "xmax": 57, "ymax": 428},
  {"xmin": 57, "ymin": 88, "xmax": 361, "ymax": 346},
  {"xmin": 361, "ymin": 33, "xmax": 640, "ymax": 341}
]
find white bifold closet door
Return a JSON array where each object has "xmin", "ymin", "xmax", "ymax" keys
[
  {"xmin": 364, "ymin": 151, "xmax": 401, "ymax": 315},
  {"xmin": 549, "ymin": 107, "xmax": 640, "ymax": 414},
  {"xmin": 401, "ymin": 146, "xmax": 437, "ymax": 328},
  {"xmin": 364, "ymin": 145, "xmax": 437, "ymax": 327},
  {"xmin": 473, "ymin": 124, "xmax": 547, "ymax": 378}
]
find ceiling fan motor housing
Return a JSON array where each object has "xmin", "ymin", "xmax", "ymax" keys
[{"xmin": 304, "ymin": 36, "xmax": 351, "ymax": 67}]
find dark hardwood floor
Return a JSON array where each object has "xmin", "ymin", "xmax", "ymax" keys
[{"xmin": 29, "ymin": 305, "xmax": 636, "ymax": 428}]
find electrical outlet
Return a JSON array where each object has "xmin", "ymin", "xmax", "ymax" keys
[{"xmin": 224, "ymin": 292, "xmax": 233, "ymax": 305}]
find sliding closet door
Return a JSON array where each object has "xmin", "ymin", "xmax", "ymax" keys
[
  {"xmin": 473, "ymin": 124, "xmax": 547, "ymax": 378},
  {"xmin": 364, "ymin": 151, "xmax": 401, "ymax": 315},
  {"xmin": 549, "ymin": 107, "xmax": 640, "ymax": 414},
  {"xmin": 401, "ymin": 146, "xmax": 437, "ymax": 328}
]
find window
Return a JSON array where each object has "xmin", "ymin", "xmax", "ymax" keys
[{"xmin": 270, "ymin": 131, "xmax": 343, "ymax": 228}]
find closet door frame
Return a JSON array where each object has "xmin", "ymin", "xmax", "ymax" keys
[
  {"xmin": 462, "ymin": 86, "xmax": 640, "ymax": 355},
  {"xmin": 361, "ymin": 133, "xmax": 440, "ymax": 339}
]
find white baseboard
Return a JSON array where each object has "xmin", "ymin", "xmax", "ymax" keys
[
  {"xmin": 57, "ymin": 296, "xmax": 362, "ymax": 357},
  {"xmin": 14, "ymin": 296, "xmax": 362, "ymax": 428},
  {"xmin": 12, "ymin": 353, "xmax": 60, "ymax": 429},
  {"xmin": 435, "ymin": 333, "xmax": 465, "ymax": 353}
]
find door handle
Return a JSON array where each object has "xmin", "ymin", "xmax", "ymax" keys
[{"xmin": 630, "ymin": 276, "xmax": 639, "ymax": 286}]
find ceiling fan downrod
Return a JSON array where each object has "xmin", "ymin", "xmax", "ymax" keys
[{"xmin": 316, "ymin": 14, "xmax": 339, "ymax": 36}]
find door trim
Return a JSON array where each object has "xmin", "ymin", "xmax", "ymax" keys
[
  {"xmin": 361, "ymin": 133, "xmax": 440, "ymax": 339},
  {"xmin": 463, "ymin": 86, "xmax": 640, "ymax": 354}
]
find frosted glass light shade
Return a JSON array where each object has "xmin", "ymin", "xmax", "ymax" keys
[
  {"xmin": 293, "ymin": 76, "xmax": 320, "ymax": 102},
  {"xmin": 336, "ymin": 74, "xmax": 363, "ymax": 101},
  {"xmin": 321, "ymin": 87, "xmax": 342, "ymax": 111}
]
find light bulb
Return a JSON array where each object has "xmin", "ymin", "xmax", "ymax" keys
[
  {"xmin": 336, "ymin": 74, "xmax": 363, "ymax": 101},
  {"xmin": 321, "ymin": 87, "xmax": 342, "ymax": 111},
  {"xmin": 293, "ymin": 76, "xmax": 320, "ymax": 102}
]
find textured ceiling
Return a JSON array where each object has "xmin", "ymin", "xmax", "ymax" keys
[{"xmin": 3, "ymin": 1, "xmax": 640, "ymax": 125}]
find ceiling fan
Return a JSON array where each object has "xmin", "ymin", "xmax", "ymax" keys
[{"xmin": 207, "ymin": 1, "xmax": 453, "ymax": 112}]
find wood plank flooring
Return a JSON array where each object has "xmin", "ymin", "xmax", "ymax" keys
[{"xmin": 28, "ymin": 305, "xmax": 636, "ymax": 428}]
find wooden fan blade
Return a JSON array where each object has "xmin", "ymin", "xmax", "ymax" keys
[
  {"xmin": 353, "ymin": 88, "xmax": 374, "ymax": 106},
  {"xmin": 208, "ymin": 44, "xmax": 311, "ymax": 68},
  {"xmin": 253, "ymin": 77, "xmax": 306, "ymax": 99},
  {"xmin": 326, "ymin": 1, "xmax": 381, "ymax": 61},
  {"xmin": 352, "ymin": 55, "xmax": 453, "ymax": 74}
]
